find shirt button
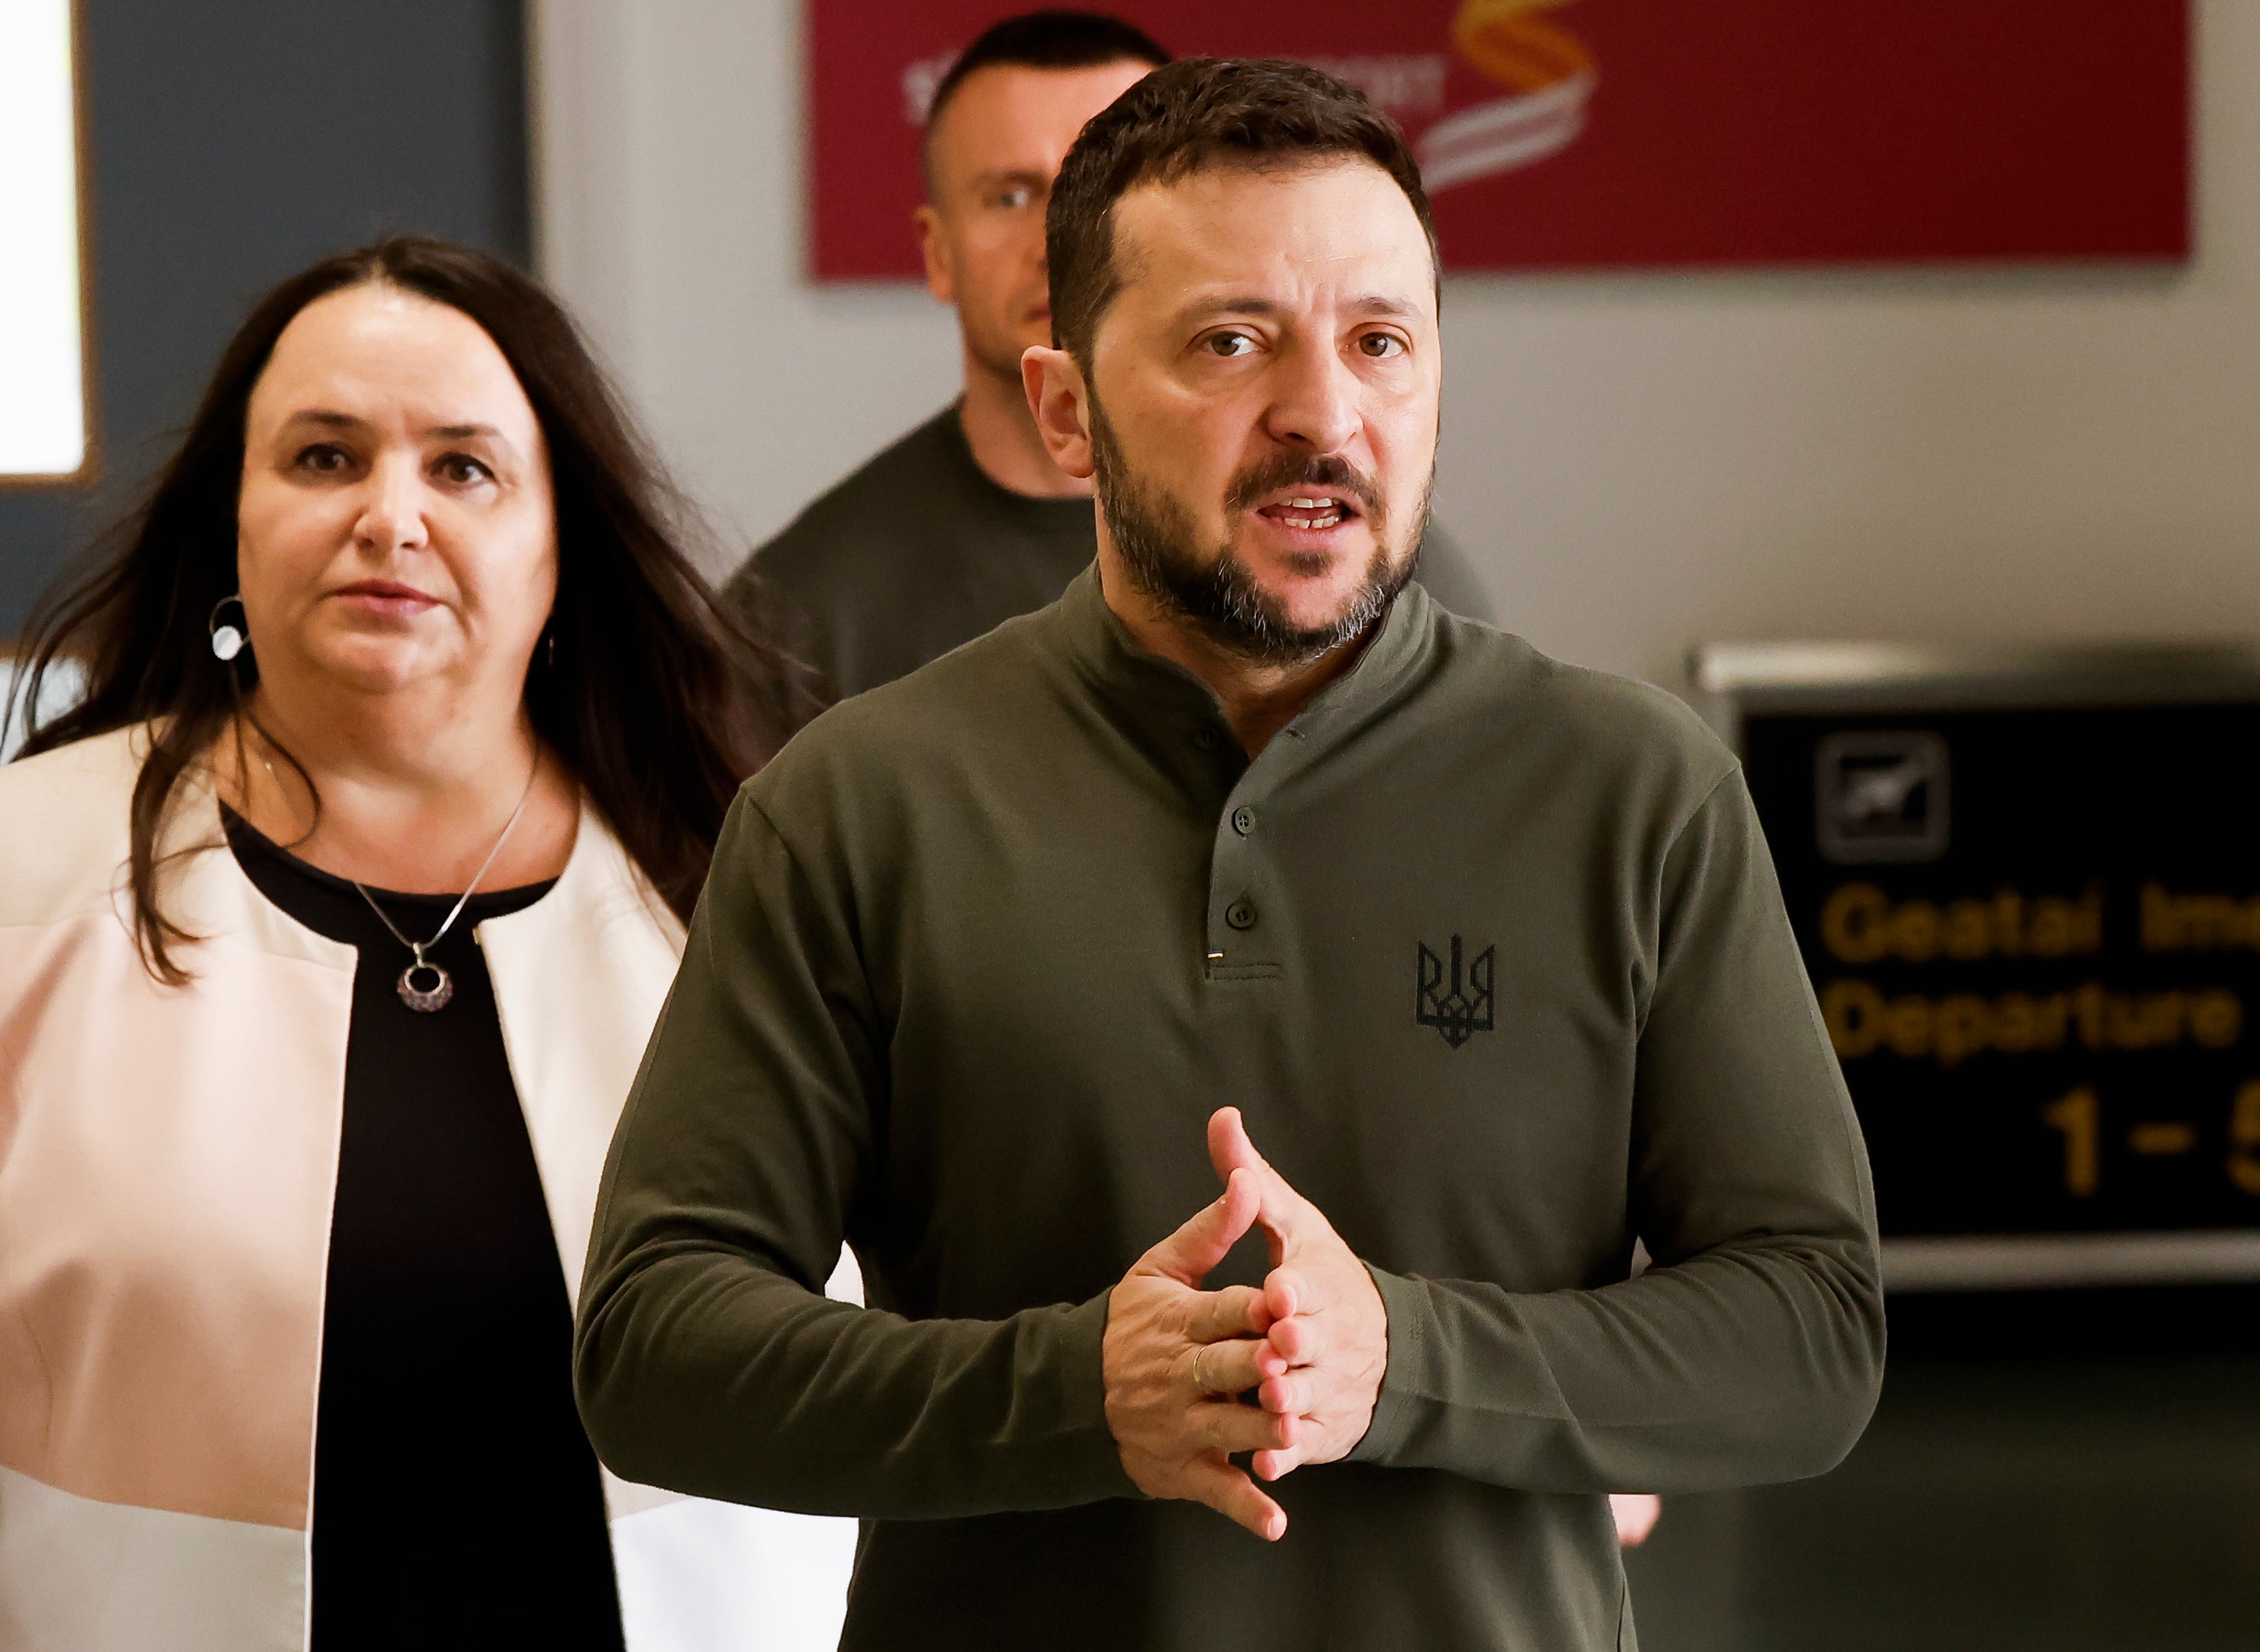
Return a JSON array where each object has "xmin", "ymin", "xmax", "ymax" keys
[
  {"xmin": 1225, "ymin": 899, "xmax": 1258, "ymax": 931},
  {"xmin": 1192, "ymin": 727, "xmax": 1221, "ymax": 751},
  {"xmin": 1230, "ymin": 806, "xmax": 1255, "ymax": 836}
]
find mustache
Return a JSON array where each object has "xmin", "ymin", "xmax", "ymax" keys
[{"xmin": 1224, "ymin": 451, "xmax": 1385, "ymax": 523}]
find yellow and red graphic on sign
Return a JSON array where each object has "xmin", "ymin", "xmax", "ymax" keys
[{"xmin": 1420, "ymin": 0, "xmax": 1596, "ymax": 191}]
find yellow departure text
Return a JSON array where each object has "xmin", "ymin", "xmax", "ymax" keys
[
  {"xmin": 1821, "ymin": 979, "xmax": 2243, "ymax": 1067},
  {"xmin": 1821, "ymin": 883, "xmax": 2103, "ymax": 966},
  {"xmin": 2142, "ymin": 883, "xmax": 2260, "ymax": 952}
]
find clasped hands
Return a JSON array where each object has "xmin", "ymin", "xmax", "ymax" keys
[{"xmin": 1101, "ymin": 1106, "xmax": 1387, "ymax": 1542}]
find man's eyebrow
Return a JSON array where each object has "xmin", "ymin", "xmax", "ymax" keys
[
  {"xmin": 1171, "ymin": 293, "xmax": 1426, "ymax": 326},
  {"xmin": 1346, "ymin": 293, "xmax": 1422, "ymax": 319},
  {"xmin": 1173, "ymin": 295, "xmax": 1283, "ymax": 326},
  {"xmin": 966, "ymin": 166, "xmax": 1049, "ymax": 192}
]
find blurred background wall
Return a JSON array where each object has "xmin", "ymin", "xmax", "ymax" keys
[
  {"xmin": 533, "ymin": 0, "xmax": 2260, "ymax": 689},
  {"xmin": 0, "ymin": 0, "xmax": 529, "ymax": 636},
  {"xmin": 14, "ymin": 0, "xmax": 2248, "ymax": 686}
]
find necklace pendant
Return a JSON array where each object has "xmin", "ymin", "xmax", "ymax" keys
[{"xmin": 397, "ymin": 958, "xmax": 455, "ymax": 1013}]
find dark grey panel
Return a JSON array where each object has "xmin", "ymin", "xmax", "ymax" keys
[
  {"xmin": 1626, "ymin": 1349, "xmax": 2260, "ymax": 1652},
  {"xmin": 0, "ymin": 0, "xmax": 530, "ymax": 635}
]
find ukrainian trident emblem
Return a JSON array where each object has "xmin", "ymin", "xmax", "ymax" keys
[{"xmin": 1416, "ymin": 935, "xmax": 1497, "ymax": 1049}]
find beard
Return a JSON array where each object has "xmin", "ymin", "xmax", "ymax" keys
[{"xmin": 1089, "ymin": 393, "xmax": 1430, "ymax": 669}]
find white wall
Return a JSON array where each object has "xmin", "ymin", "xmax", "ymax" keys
[{"xmin": 532, "ymin": 0, "xmax": 2260, "ymax": 689}]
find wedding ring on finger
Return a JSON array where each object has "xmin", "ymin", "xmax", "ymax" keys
[{"xmin": 1194, "ymin": 1342, "xmax": 1229, "ymax": 1397}]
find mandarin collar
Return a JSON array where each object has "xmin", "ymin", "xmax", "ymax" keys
[{"xmin": 1050, "ymin": 564, "xmax": 1438, "ymax": 777}]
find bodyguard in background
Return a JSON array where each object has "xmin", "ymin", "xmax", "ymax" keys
[
  {"xmin": 0, "ymin": 239, "xmax": 826, "ymax": 1649},
  {"xmin": 730, "ymin": 9, "xmax": 1495, "ymax": 729},
  {"xmin": 580, "ymin": 60, "xmax": 1881, "ymax": 1650}
]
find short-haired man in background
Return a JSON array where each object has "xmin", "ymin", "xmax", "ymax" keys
[
  {"xmin": 730, "ymin": 10, "xmax": 1494, "ymax": 729},
  {"xmin": 582, "ymin": 60, "xmax": 1882, "ymax": 1651}
]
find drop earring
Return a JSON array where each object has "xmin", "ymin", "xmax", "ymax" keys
[{"xmin": 209, "ymin": 594, "xmax": 249, "ymax": 662}]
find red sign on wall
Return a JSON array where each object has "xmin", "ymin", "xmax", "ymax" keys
[{"xmin": 806, "ymin": 0, "xmax": 2188, "ymax": 280}]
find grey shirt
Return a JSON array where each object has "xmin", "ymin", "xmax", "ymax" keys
[{"xmin": 578, "ymin": 570, "xmax": 1885, "ymax": 1652}]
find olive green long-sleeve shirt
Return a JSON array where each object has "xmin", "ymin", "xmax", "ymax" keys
[{"xmin": 576, "ymin": 570, "xmax": 1885, "ymax": 1651}]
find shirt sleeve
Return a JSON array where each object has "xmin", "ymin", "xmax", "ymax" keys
[
  {"xmin": 572, "ymin": 792, "xmax": 1137, "ymax": 1519},
  {"xmin": 1349, "ymin": 768, "xmax": 1886, "ymax": 1494}
]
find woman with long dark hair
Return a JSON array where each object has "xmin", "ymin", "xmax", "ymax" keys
[{"xmin": 0, "ymin": 239, "xmax": 842, "ymax": 1649}]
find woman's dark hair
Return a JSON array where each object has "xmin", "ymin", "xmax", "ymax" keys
[
  {"xmin": 9, "ymin": 235, "xmax": 794, "ymax": 981},
  {"xmin": 1046, "ymin": 57, "xmax": 1439, "ymax": 370}
]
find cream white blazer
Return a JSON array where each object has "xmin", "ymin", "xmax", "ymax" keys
[{"xmin": 0, "ymin": 727, "xmax": 854, "ymax": 1652}]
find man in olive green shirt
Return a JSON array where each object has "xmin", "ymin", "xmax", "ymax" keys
[{"xmin": 578, "ymin": 60, "xmax": 1882, "ymax": 1651}]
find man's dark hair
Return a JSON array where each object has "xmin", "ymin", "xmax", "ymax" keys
[
  {"xmin": 923, "ymin": 11, "xmax": 1171, "ymax": 189},
  {"xmin": 1046, "ymin": 58, "xmax": 1439, "ymax": 367}
]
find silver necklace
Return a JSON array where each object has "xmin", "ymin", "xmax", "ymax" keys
[
  {"xmin": 351, "ymin": 756, "xmax": 541, "ymax": 1012},
  {"xmin": 242, "ymin": 725, "xmax": 540, "ymax": 1013}
]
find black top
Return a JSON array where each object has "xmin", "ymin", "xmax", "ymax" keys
[
  {"xmin": 224, "ymin": 812, "xmax": 625, "ymax": 1649},
  {"xmin": 727, "ymin": 401, "xmax": 1497, "ymax": 735}
]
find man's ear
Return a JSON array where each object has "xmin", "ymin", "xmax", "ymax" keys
[
  {"xmin": 913, "ymin": 203, "xmax": 953, "ymax": 306},
  {"xmin": 1022, "ymin": 345, "xmax": 1096, "ymax": 481}
]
